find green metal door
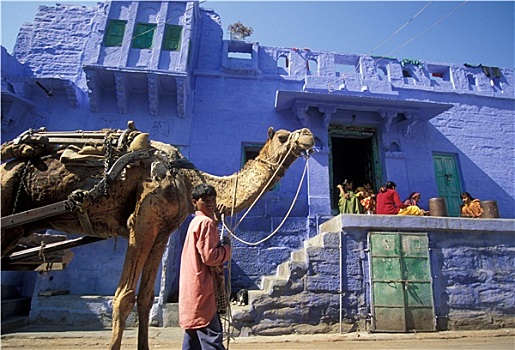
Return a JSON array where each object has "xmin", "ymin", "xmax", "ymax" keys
[
  {"xmin": 369, "ymin": 232, "xmax": 435, "ymax": 332},
  {"xmin": 433, "ymin": 154, "xmax": 462, "ymax": 216}
]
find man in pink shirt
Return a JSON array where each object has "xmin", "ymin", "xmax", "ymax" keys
[{"xmin": 179, "ymin": 184, "xmax": 231, "ymax": 350}]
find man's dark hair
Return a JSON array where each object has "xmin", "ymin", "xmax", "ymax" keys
[{"xmin": 192, "ymin": 183, "xmax": 217, "ymax": 200}]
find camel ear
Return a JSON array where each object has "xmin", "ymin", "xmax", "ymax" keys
[{"xmin": 267, "ymin": 127, "xmax": 275, "ymax": 140}]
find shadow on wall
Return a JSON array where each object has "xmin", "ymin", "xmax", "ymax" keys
[
  {"xmin": 429, "ymin": 245, "xmax": 450, "ymax": 330},
  {"xmin": 166, "ymin": 216, "xmax": 192, "ymax": 303},
  {"xmin": 228, "ymin": 261, "xmax": 259, "ymax": 291}
]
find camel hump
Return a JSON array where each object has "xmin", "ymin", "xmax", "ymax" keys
[{"xmin": 129, "ymin": 133, "xmax": 150, "ymax": 151}]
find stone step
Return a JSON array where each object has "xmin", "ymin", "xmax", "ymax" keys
[
  {"xmin": 257, "ymin": 230, "xmax": 338, "ymax": 295},
  {"xmin": 161, "ymin": 303, "xmax": 178, "ymax": 327},
  {"xmin": 261, "ymin": 276, "xmax": 288, "ymax": 293},
  {"xmin": 231, "ymin": 228, "xmax": 340, "ymax": 336},
  {"xmin": 304, "ymin": 233, "xmax": 324, "ymax": 248},
  {"xmin": 1, "ymin": 315, "xmax": 29, "ymax": 334},
  {"xmin": 1, "ymin": 297, "xmax": 31, "ymax": 320},
  {"xmin": 246, "ymin": 290, "xmax": 265, "ymax": 305},
  {"xmin": 276, "ymin": 261, "xmax": 291, "ymax": 278},
  {"xmin": 30, "ymin": 295, "xmax": 138, "ymax": 327},
  {"xmin": 304, "ymin": 231, "xmax": 339, "ymax": 248},
  {"xmin": 291, "ymin": 248, "xmax": 307, "ymax": 262},
  {"xmin": 30, "ymin": 295, "xmax": 181, "ymax": 328}
]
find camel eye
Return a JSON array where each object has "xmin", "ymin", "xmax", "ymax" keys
[{"xmin": 278, "ymin": 135, "xmax": 288, "ymax": 143}]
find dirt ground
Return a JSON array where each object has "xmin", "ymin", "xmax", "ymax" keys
[{"xmin": 1, "ymin": 326, "xmax": 513, "ymax": 350}]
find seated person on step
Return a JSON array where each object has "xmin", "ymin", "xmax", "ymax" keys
[
  {"xmin": 460, "ymin": 192, "xmax": 483, "ymax": 218},
  {"xmin": 355, "ymin": 180, "xmax": 376, "ymax": 214},
  {"xmin": 398, "ymin": 192, "xmax": 429, "ymax": 216},
  {"xmin": 376, "ymin": 181, "xmax": 408, "ymax": 215},
  {"xmin": 337, "ymin": 179, "xmax": 361, "ymax": 214}
]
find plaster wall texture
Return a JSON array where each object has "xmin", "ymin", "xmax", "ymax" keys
[
  {"xmin": 1, "ymin": 0, "xmax": 514, "ymax": 330},
  {"xmin": 13, "ymin": 4, "xmax": 98, "ymax": 84}
]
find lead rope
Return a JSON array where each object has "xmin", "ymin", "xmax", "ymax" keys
[
  {"xmin": 221, "ymin": 155, "xmax": 309, "ymax": 349},
  {"xmin": 222, "ymin": 155, "xmax": 309, "ymax": 246},
  {"xmin": 223, "ymin": 140, "xmax": 295, "ymax": 234},
  {"xmin": 221, "ymin": 175, "xmax": 238, "ymax": 349}
]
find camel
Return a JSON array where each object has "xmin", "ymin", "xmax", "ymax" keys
[{"xmin": 0, "ymin": 124, "xmax": 315, "ymax": 350}]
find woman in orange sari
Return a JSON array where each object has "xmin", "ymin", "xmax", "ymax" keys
[
  {"xmin": 356, "ymin": 181, "xmax": 376, "ymax": 214},
  {"xmin": 460, "ymin": 192, "xmax": 483, "ymax": 218}
]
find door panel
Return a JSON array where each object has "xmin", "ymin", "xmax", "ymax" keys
[
  {"xmin": 372, "ymin": 257, "xmax": 402, "ymax": 280},
  {"xmin": 374, "ymin": 306, "xmax": 406, "ymax": 332},
  {"xmin": 369, "ymin": 232, "xmax": 435, "ymax": 332},
  {"xmin": 433, "ymin": 154, "xmax": 462, "ymax": 216}
]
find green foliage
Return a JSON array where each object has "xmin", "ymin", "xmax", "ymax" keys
[{"xmin": 228, "ymin": 21, "xmax": 254, "ymax": 39}]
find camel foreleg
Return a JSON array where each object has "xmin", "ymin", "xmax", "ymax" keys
[
  {"xmin": 110, "ymin": 286, "xmax": 137, "ymax": 350},
  {"xmin": 109, "ymin": 231, "xmax": 158, "ymax": 350},
  {"xmin": 136, "ymin": 234, "xmax": 171, "ymax": 350}
]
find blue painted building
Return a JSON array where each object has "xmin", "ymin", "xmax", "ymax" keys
[{"xmin": 1, "ymin": 1, "xmax": 514, "ymax": 333}]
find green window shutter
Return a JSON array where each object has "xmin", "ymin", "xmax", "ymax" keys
[
  {"xmin": 162, "ymin": 25, "xmax": 182, "ymax": 51},
  {"xmin": 132, "ymin": 23, "xmax": 157, "ymax": 49},
  {"xmin": 104, "ymin": 20, "xmax": 127, "ymax": 47}
]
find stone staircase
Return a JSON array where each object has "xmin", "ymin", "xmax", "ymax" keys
[
  {"xmin": 1, "ymin": 286, "xmax": 31, "ymax": 334},
  {"xmin": 231, "ymin": 230, "xmax": 347, "ymax": 337}
]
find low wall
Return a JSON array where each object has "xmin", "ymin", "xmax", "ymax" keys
[{"xmin": 322, "ymin": 214, "xmax": 515, "ymax": 331}]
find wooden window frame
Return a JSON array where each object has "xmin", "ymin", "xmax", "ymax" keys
[
  {"xmin": 104, "ymin": 19, "xmax": 127, "ymax": 47},
  {"xmin": 162, "ymin": 25, "xmax": 182, "ymax": 51},
  {"xmin": 132, "ymin": 23, "xmax": 157, "ymax": 49}
]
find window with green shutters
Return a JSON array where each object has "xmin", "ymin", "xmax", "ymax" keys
[
  {"xmin": 132, "ymin": 23, "xmax": 157, "ymax": 49},
  {"xmin": 162, "ymin": 25, "xmax": 182, "ymax": 51},
  {"xmin": 104, "ymin": 20, "xmax": 127, "ymax": 47}
]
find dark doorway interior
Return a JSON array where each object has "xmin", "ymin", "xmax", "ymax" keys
[{"xmin": 330, "ymin": 136, "xmax": 376, "ymax": 212}]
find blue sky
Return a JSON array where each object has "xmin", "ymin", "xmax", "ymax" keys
[{"xmin": 1, "ymin": 1, "xmax": 514, "ymax": 68}]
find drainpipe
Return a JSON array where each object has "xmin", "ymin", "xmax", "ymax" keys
[{"xmin": 339, "ymin": 229, "xmax": 344, "ymax": 333}]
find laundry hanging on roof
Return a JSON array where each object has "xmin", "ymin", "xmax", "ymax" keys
[
  {"xmin": 464, "ymin": 63, "xmax": 502, "ymax": 78},
  {"xmin": 371, "ymin": 55, "xmax": 397, "ymax": 61},
  {"xmin": 400, "ymin": 58, "xmax": 424, "ymax": 68},
  {"xmin": 482, "ymin": 66, "xmax": 502, "ymax": 78}
]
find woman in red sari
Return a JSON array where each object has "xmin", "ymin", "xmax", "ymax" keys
[{"xmin": 376, "ymin": 181, "xmax": 408, "ymax": 215}]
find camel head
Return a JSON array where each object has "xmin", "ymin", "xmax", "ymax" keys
[{"xmin": 259, "ymin": 127, "xmax": 315, "ymax": 165}]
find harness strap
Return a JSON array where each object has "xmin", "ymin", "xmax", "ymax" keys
[{"xmin": 76, "ymin": 209, "xmax": 96, "ymax": 236}]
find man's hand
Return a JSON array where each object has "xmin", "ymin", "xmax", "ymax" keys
[
  {"xmin": 222, "ymin": 236, "xmax": 231, "ymax": 247},
  {"xmin": 214, "ymin": 204, "xmax": 226, "ymax": 222}
]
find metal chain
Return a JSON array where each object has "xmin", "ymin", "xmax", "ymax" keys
[
  {"xmin": 12, "ymin": 160, "xmax": 31, "ymax": 214},
  {"xmin": 102, "ymin": 132, "xmax": 114, "ymax": 196}
]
